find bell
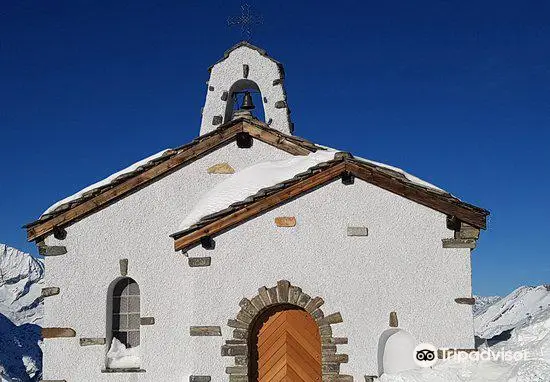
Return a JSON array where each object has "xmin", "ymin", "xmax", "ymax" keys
[{"xmin": 241, "ymin": 91, "xmax": 255, "ymax": 110}]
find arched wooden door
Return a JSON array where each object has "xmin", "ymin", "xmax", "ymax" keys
[{"xmin": 249, "ymin": 305, "xmax": 322, "ymax": 382}]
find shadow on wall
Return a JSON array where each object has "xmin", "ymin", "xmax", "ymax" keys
[{"xmin": 0, "ymin": 313, "xmax": 42, "ymax": 381}]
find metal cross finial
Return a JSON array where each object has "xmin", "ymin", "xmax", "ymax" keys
[{"xmin": 227, "ymin": 2, "xmax": 263, "ymax": 42}]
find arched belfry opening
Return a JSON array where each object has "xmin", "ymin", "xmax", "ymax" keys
[
  {"xmin": 248, "ymin": 304, "xmax": 321, "ymax": 381},
  {"xmin": 224, "ymin": 79, "xmax": 265, "ymax": 123},
  {"xmin": 200, "ymin": 42, "xmax": 293, "ymax": 136}
]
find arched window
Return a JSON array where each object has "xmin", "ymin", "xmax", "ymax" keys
[{"xmin": 111, "ymin": 277, "xmax": 140, "ymax": 348}]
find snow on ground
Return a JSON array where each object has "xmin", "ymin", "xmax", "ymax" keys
[
  {"xmin": 379, "ymin": 307, "xmax": 550, "ymax": 382},
  {"xmin": 475, "ymin": 286, "xmax": 550, "ymax": 339},
  {"xmin": 178, "ymin": 150, "xmax": 336, "ymax": 230},
  {"xmin": 42, "ymin": 149, "xmax": 170, "ymax": 216},
  {"xmin": 106, "ymin": 338, "xmax": 141, "ymax": 369}
]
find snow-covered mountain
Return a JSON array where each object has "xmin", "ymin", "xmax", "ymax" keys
[
  {"xmin": 475, "ymin": 285, "xmax": 550, "ymax": 339},
  {"xmin": 0, "ymin": 244, "xmax": 44, "ymax": 325},
  {"xmin": 0, "ymin": 244, "xmax": 43, "ymax": 382},
  {"xmin": 472, "ymin": 295, "xmax": 501, "ymax": 316}
]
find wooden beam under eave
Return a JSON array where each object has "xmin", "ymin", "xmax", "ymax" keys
[
  {"xmin": 345, "ymin": 162, "xmax": 487, "ymax": 229},
  {"xmin": 174, "ymin": 162, "xmax": 346, "ymax": 251},
  {"xmin": 27, "ymin": 124, "xmax": 244, "ymax": 242},
  {"xmin": 243, "ymin": 122, "xmax": 312, "ymax": 156}
]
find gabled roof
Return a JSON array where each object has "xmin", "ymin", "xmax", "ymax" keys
[
  {"xmin": 24, "ymin": 118, "xmax": 321, "ymax": 242},
  {"xmin": 170, "ymin": 153, "xmax": 489, "ymax": 252}
]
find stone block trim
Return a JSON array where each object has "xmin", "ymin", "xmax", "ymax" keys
[
  {"xmin": 207, "ymin": 163, "xmax": 235, "ymax": 174},
  {"xmin": 79, "ymin": 337, "xmax": 106, "ymax": 346},
  {"xmin": 323, "ymin": 375, "xmax": 354, "ymax": 382},
  {"xmin": 41, "ymin": 287, "xmax": 60, "ymax": 298},
  {"xmin": 222, "ymin": 280, "xmax": 349, "ymax": 381},
  {"xmin": 190, "ymin": 326, "xmax": 222, "ymax": 336},
  {"xmin": 37, "ymin": 243, "xmax": 67, "ymax": 257},
  {"xmin": 444, "ymin": 218, "xmax": 480, "ymax": 250},
  {"xmin": 274, "ymin": 100, "xmax": 287, "ymax": 109},
  {"xmin": 442, "ymin": 238, "xmax": 477, "ymax": 249},
  {"xmin": 42, "ymin": 327, "xmax": 76, "ymax": 339},
  {"xmin": 119, "ymin": 258, "xmax": 128, "ymax": 276},
  {"xmin": 188, "ymin": 257, "xmax": 212, "ymax": 267},
  {"xmin": 455, "ymin": 297, "xmax": 476, "ymax": 305},
  {"xmin": 274, "ymin": 216, "xmax": 296, "ymax": 227},
  {"xmin": 389, "ymin": 311, "xmax": 398, "ymax": 328},
  {"xmin": 101, "ymin": 368, "xmax": 146, "ymax": 373},
  {"xmin": 140, "ymin": 317, "xmax": 155, "ymax": 325},
  {"xmin": 347, "ymin": 226, "xmax": 368, "ymax": 237},
  {"xmin": 190, "ymin": 376, "xmax": 211, "ymax": 382}
]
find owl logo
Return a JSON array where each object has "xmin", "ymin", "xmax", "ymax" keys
[{"xmin": 414, "ymin": 343, "xmax": 438, "ymax": 367}]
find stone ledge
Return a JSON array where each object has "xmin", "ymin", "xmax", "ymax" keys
[
  {"xmin": 190, "ymin": 326, "xmax": 221, "ymax": 336},
  {"xmin": 323, "ymin": 375, "xmax": 353, "ymax": 382},
  {"xmin": 101, "ymin": 368, "xmax": 146, "ymax": 373},
  {"xmin": 37, "ymin": 244, "xmax": 67, "ymax": 257},
  {"xmin": 442, "ymin": 238, "xmax": 476, "ymax": 249},
  {"xmin": 275, "ymin": 216, "xmax": 296, "ymax": 227},
  {"xmin": 79, "ymin": 337, "xmax": 106, "ymax": 346},
  {"xmin": 188, "ymin": 257, "xmax": 211, "ymax": 267},
  {"xmin": 190, "ymin": 376, "xmax": 211, "ymax": 382},
  {"xmin": 207, "ymin": 162, "xmax": 235, "ymax": 174},
  {"xmin": 42, "ymin": 327, "xmax": 76, "ymax": 339},
  {"xmin": 41, "ymin": 287, "xmax": 60, "ymax": 298},
  {"xmin": 455, "ymin": 297, "xmax": 475, "ymax": 305},
  {"xmin": 347, "ymin": 226, "xmax": 368, "ymax": 237},
  {"xmin": 141, "ymin": 317, "xmax": 155, "ymax": 325}
]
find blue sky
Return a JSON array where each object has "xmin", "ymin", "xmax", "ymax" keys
[{"xmin": 1, "ymin": 1, "xmax": 549, "ymax": 296}]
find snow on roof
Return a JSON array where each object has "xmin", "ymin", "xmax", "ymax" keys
[
  {"xmin": 178, "ymin": 149, "xmax": 337, "ymax": 230},
  {"xmin": 318, "ymin": 145, "xmax": 444, "ymax": 192},
  {"xmin": 42, "ymin": 149, "xmax": 170, "ymax": 216},
  {"xmin": 178, "ymin": 146, "xmax": 449, "ymax": 231}
]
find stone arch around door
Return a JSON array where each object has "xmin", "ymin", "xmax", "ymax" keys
[{"xmin": 221, "ymin": 280, "xmax": 352, "ymax": 381}]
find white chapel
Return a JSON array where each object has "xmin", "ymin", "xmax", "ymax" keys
[{"xmin": 27, "ymin": 41, "xmax": 489, "ymax": 382}]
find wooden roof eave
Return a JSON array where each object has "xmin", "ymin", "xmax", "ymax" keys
[{"xmin": 172, "ymin": 159, "xmax": 488, "ymax": 252}]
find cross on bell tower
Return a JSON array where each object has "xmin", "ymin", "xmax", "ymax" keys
[{"xmin": 227, "ymin": 2, "xmax": 263, "ymax": 42}]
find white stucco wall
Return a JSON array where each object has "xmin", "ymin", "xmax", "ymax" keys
[
  {"xmin": 41, "ymin": 141, "xmax": 292, "ymax": 381},
  {"xmin": 200, "ymin": 45, "xmax": 292, "ymax": 136},
  {"xmin": 41, "ymin": 141, "xmax": 474, "ymax": 381}
]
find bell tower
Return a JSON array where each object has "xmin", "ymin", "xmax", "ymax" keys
[{"xmin": 199, "ymin": 42, "xmax": 294, "ymax": 136}]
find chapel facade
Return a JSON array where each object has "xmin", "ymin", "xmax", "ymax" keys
[{"xmin": 28, "ymin": 42, "xmax": 489, "ymax": 382}]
